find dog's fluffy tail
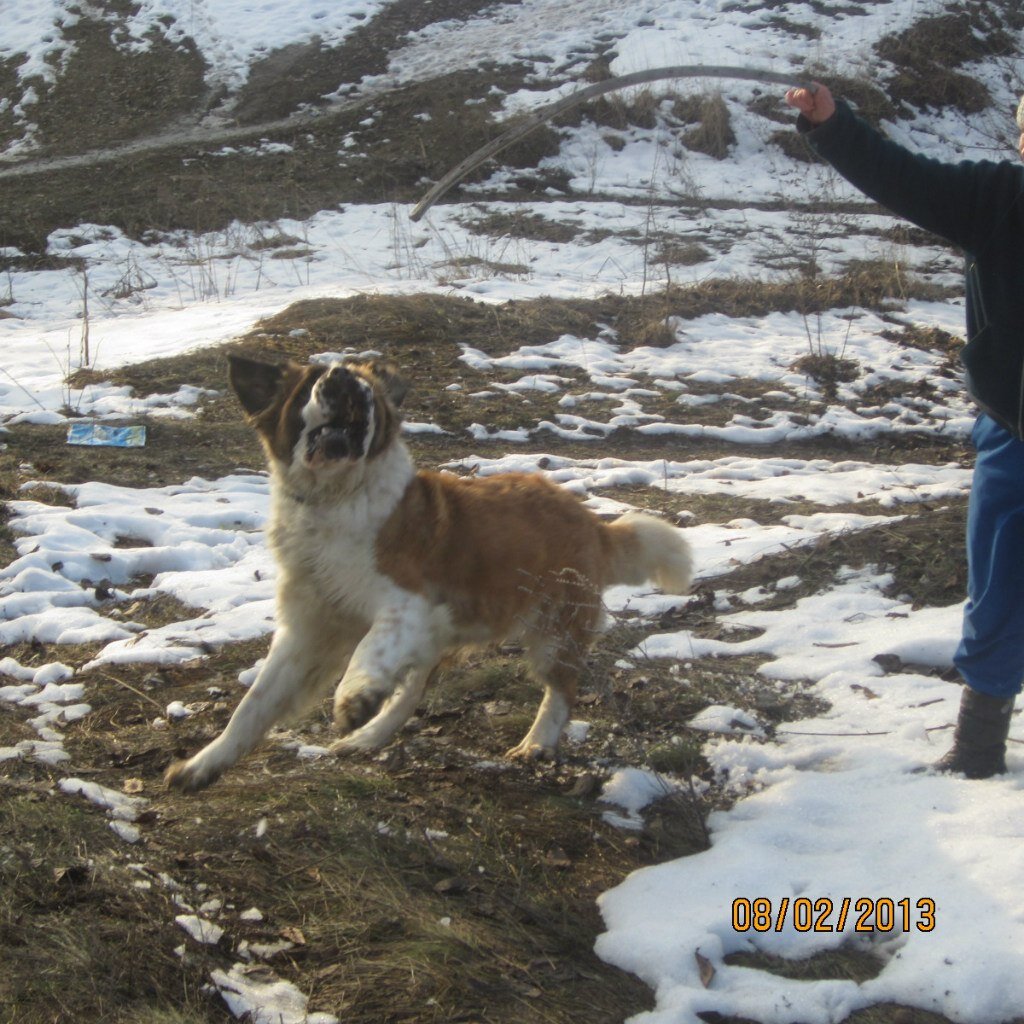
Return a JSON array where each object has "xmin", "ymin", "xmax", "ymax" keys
[{"xmin": 605, "ymin": 512, "xmax": 693, "ymax": 593}]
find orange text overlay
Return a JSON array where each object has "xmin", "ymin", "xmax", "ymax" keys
[{"xmin": 731, "ymin": 897, "xmax": 936, "ymax": 934}]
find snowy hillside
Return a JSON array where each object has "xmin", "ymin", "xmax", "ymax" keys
[{"xmin": 3, "ymin": 2, "xmax": 1024, "ymax": 1024}]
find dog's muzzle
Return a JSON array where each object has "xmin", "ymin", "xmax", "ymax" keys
[
  {"xmin": 308, "ymin": 425, "xmax": 354, "ymax": 461},
  {"xmin": 306, "ymin": 366, "xmax": 371, "ymax": 463}
]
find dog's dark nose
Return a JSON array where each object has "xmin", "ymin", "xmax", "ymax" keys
[{"xmin": 320, "ymin": 365, "xmax": 354, "ymax": 402}]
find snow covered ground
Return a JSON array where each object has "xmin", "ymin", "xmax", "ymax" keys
[{"xmin": 4, "ymin": 2, "xmax": 1024, "ymax": 1023}]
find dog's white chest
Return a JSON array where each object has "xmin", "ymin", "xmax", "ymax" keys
[
  {"xmin": 269, "ymin": 445, "xmax": 415, "ymax": 621},
  {"xmin": 314, "ymin": 509, "xmax": 382, "ymax": 595}
]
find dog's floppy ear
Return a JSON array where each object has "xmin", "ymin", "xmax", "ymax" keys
[
  {"xmin": 228, "ymin": 354, "xmax": 287, "ymax": 416},
  {"xmin": 368, "ymin": 360, "xmax": 409, "ymax": 408}
]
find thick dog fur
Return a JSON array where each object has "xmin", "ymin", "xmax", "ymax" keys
[{"xmin": 165, "ymin": 355, "xmax": 693, "ymax": 791}]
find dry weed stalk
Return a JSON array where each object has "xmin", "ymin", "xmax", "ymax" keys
[{"xmin": 411, "ymin": 65, "xmax": 815, "ymax": 221}]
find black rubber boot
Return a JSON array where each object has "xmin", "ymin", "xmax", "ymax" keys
[{"xmin": 934, "ymin": 687, "xmax": 1014, "ymax": 779}]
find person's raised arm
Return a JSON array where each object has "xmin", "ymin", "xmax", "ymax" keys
[{"xmin": 780, "ymin": 81, "xmax": 1019, "ymax": 254}]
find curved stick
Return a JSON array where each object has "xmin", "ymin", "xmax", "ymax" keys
[{"xmin": 410, "ymin": 65, "xmax": 813, "ymax": 221}]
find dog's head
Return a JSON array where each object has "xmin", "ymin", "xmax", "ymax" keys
[{"xmin": 228, "ymin": 354, "xmax": 407, "ymax": 479}]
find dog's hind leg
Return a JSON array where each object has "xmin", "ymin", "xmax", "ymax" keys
[
  {"xmin": 506, "ymin": 574, "xmax": 600, "ymax": 763},
  {"xmin": 506, "ymin": 642, "xmax": 583, "ymax": 762},
  {"xmin": 165, "ymin": 627, "xmax": 351, "ymax": 792},
  {"xmin": 330, "ymin": 664, "xmax": 438, "ymax": 755}
]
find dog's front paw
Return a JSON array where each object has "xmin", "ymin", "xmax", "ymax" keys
[
  {"xmin": 505, "ymin": 739, "xmax": 559, "ymax": 763},
  {"xmin": 333, "ymin": 690, "xmax": 386, "ymax": 736},
  {"xmin": 165, "ymin": 757, "xmax": 220, "ymax": 793},
  {"xmin": 328, "ymin": 734, "xmax": 378, "ymax": 757}
]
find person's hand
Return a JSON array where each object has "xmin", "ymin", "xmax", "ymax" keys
[{"xmin": 785, "ymin": 82, "xmax": 835, "ymax": 125}]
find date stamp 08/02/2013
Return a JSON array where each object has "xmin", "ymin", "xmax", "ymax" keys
[{"xmin": 732, "ymin": 897, "xmax": 936, "ymax": 935}]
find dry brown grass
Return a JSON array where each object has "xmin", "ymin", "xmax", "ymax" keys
[
  {"xmin": 574, "ymin": 88, "xmax": 661, "ymax": 132},
  {"xmin": 459, "ymin": 211, "xmax": 581, "ymax": 244},
  {"xmin": 23, "ymin": 276, "xmax": 956, "ymax": 499},
  {"xmin": 874, "ymin": 10, "xmax": 1015, "ymax": 116},
  {"xmin": 19, "ymin": 6, "xmax": 205, "ymax": 157},
  {"xmin": 679, "ymin": 93, "xmax": 736, "ymax": 160}
]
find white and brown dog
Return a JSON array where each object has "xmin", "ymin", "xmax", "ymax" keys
[{"xmin": 165, "ymin": 355, "xmax": 693, "ymax": 791}]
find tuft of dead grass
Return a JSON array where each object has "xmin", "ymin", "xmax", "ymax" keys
[
  {"xmin": 459, "ymin": 210, "xmax": 581, "ymax": 244},
  {"xmin": 725, "ymin": 943, "xmax": 882, "ymax": 983},
  {"xmin": 792, "ymin": 350, "xmax": 859, "ymax": 399},
  {"xmin": 678, "ymin": 92, "xmax": 736, "ymax": 160},
  {"xmin": 573, "ymin": 88, "xmax": 661, "ymax": 132}
]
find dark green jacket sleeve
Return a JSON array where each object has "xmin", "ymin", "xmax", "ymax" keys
[
  {"xmin": 800, "ymin": 101, "xmax": 1022, "ymax": 257},
  {"xmin": 799, "ymin": 100, "xmax": 1024, "ymax": 438}
]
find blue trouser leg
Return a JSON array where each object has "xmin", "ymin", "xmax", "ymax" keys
[{"xmin": 953, "ymin": 414, "xmax": 1024, "ymax": 698}]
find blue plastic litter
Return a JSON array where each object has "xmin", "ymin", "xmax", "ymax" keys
[{"xmin": 66, "ymin": 423, "xmax": 147, "ymax": 447}]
